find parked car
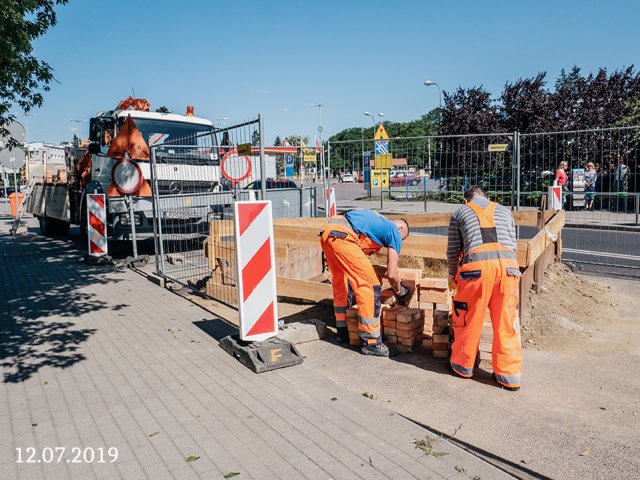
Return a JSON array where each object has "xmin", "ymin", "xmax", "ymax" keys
[
  {"xmin": 390, "ymin": 172, "xmax": 421, "ymax": 186},
  {"xmin": 340, "ymin": 173, "xmax": 355, "ymax": 183},
  {"xmin": 245, "ymin": 179, "xmax": 298, "ymax": 190}
]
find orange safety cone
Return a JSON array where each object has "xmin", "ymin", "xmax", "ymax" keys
[{"xmin": 9, "ymin": 192, "xmax": 24, "ymax": 217}]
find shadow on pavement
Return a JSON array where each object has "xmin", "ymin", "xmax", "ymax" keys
[
  {"xmin": 193, "ymin": 318, "xmax": 238, "ymax": 342},
  {"xmin": 0, "ymin": 221, "xmax": 129, "ymax": 384}
]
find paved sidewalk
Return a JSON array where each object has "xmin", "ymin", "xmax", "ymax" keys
[{"xmin": 0, "ymin": 215, "xmax": 513, "ymax": 480}]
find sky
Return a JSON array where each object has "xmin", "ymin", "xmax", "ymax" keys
[{"xmin": 21, "ymin": 0, "xmax": 640, "ymax": 145}]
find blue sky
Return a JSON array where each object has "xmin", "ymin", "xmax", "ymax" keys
[{"xmin": 23, "ymin": 0, "xmax": 640, "ymax": 144}]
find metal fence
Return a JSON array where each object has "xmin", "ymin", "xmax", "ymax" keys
[
  {"xmin": 327, "ymin": 126, "xmax": 640, "ymax": 272},
  {"xmin": 150, "ymin": 115, "xmax": 318, "ymax": 307}
]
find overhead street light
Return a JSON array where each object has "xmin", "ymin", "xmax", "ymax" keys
[
  {"xmin": 363, "ymin": 112, "xmax": 384, "ymax": 135},
  {"xmin": 423, "ymin": 80, "xmax": 442, "ymax": 108}
]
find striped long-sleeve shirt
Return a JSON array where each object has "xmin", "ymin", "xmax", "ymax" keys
[{"xmin": 447, "ymin": 197, "xmax": 517, "ymax": 277}]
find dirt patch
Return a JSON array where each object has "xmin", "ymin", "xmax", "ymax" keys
[
  {"xmin": 522, "ymin": 262, "xmax": 615, "ymax": 349},
  {"xmin": 370, "ymin": 254, "xmax": 449, "ymax": 278}
]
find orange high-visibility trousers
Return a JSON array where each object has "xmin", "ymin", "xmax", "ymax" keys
[
  {"xmin": 450, "ymin": 203, "xmax": 522, "ymax": 389},
  {"xmin": 320, "ymin": 223, "xmax": 382, "ymax": 346}
]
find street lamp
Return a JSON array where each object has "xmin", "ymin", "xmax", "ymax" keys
[
  {"xmin": 423, "ymin": 80, "xmax": 442, "ymax": 108},
  {"xmin": 310, "ymin": 103, "xmax": 327, "ymax": 186},
  {"xmin": 69, "ymin": 119, "xmax": 87, "ymax": 142},
  {"xmin": 363, "ymin": 112, "xmax": 384, "ymax": 135}
]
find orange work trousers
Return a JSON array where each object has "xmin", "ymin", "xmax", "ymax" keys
[
  {"xmin": 450, "ymin": 244, "xmax": 522, "ymax": 388},
  {"xmin": 320, "ymin": 223, "xmax": 382, "ymax": 346}
]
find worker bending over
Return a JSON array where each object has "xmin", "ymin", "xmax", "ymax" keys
[
  {"xmin": 447, "ymin": 186, "xmax": 522, "ymax": 391},
  {"xmin": 320, "ymin": 210, "xmax": 409, "ymax": 357}
]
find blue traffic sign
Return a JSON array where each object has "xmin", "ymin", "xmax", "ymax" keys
[{"xmin": 375, "ymin": 141, "xmax": 389, "ymax": 155}]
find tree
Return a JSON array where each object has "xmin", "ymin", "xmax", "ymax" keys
[
  {"xmin": 251, "ymin": 129, "xmax": 260, "ymax": 146},
  {"xmin": 501, "ymin": 72, "xmax": 556, "ymax": 133},
  {"xmin": 273, "ymin": 135, "xmax": 282, "ymax": 146},
  {"xmin": 0, "ymin": 0, "xmax": 69, "ymax": 142},
  {"xmin": 439, "ymin": 86, "xmax": 502, "ymax": 135}
]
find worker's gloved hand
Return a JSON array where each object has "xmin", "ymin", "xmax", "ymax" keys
[
  {"xmin": 395, "ymin": 284, "xmax": 411, "ymax": 306},
  {"xmin": 448, "ymin": 275, "xmax": 457, "ymax": 293}
]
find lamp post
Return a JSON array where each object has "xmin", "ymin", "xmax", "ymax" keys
[
  {"xmin": 69, "ymin": 119, "xmax": 87, "ymax": 144},
  {"xmin": 423, "ymin": 80, "xmax": 442, "ymax": 108},
  {"xmin": 364, "ymin": 112, "xmax": 385, "ymax": 208},
  {"xmin": 310, "ymin": 103, "xmax": 326, "ymax": 189}
]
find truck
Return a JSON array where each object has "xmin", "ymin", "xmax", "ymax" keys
[{"xmin": 26, "ymin": 98, "xmax": 275, "ymax": 242}]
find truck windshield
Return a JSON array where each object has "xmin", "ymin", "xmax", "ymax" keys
[{"xmin": 120, "ymin": 117, "xmax": 218, "ymax": 165}]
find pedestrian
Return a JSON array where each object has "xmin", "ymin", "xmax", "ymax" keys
[
  {"xmin": 614, "ymin": 157, "xmax": 630, "ymax": 194},
  {"xmin": 555, "ymin": 161, "xmax": 569, "ymax": 206},
  {"xmin": 447, "ymin": 186, "xmax": 522, "ymax": 391},
  {"xmin": 584, "ymin": 162, "xmax": 597, "ymax": 211},
  {"xmin": 320, "ymin": 210, "xmax": 410, "ymax": 357}
]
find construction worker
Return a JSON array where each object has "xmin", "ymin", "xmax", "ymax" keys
[
  {"xmin": 320, "ymin": 210, "xmax": 410, "ymax": 357},
  {"xmin": 447, "ymin": 186, "xmax": 522, "ymax": 391}
]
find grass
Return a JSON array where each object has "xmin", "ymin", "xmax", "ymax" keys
[{"xmin": 413, "ymin": 436, "xmax": 449, "ymax": 458}]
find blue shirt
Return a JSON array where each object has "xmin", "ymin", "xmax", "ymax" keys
[{"xmin": 344, "ymin": 210, "xmax": 402, "ymax": 253}]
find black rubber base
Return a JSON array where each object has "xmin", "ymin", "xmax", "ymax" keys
[{"xmin": 219, "ymin": 335, "xmax": 304, "ymax": 373}]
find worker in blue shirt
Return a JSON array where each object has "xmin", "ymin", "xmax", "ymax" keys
[{"xmin": 320, "ymin": 210, "xmax": 410, "ymax": 357}]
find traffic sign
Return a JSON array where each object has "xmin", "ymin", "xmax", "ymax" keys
[
  {"xmin": 374, "ymin": 124, "xmax": 389, "ymax": 140},
  {"xmin": 237, "ymin": 143, "xmax": 252, "ymax": 155},
  {"xmin": 370, "ymin": 169, "xmax": 389, "ymax": 188},
  {"xmin": 375, "ymin": 153, "xmax": 392, "ymax": 169},
  {"xmin": 374, "ymin": 141, "xmax": 389, "ymax": 155},
  {"xmin": 303, "ymin": 154, "xmax": 316, "ymax": 162},
  {"xmin": 363, "ymin": 151, "xmax": 370, "ymax": 169},
  {"xmin": 285, "ymin": 155, "xmax": 294, "ymax": 178},
  {"xmin": 488, "ymin": 144, "xmax": 508, "ymax": 152}
]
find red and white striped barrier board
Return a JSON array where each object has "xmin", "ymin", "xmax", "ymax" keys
[
  {"xmin": 325, "ymin": 187, "xmax": 336, "ymax": 218},
  {"xmin": 234, "ymin": 201, "xmax": 278, "ymax": 342},
  {"xmin": 87, "ymin": 194, "xmax": 108, "ymax": 256},
  {"xmin": 547, "ymin": 186, "xmax": 563, "ymax": 210}
]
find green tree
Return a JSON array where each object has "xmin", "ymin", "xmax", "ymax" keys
[
  {"xmin": 0, "ymin": 0, "xmax": 69, "ymax": 142},
  {"xmin": 251, "ymin": 129, "xmax": 260, "ymax": 146},
  {"xmin": 273, "ymin": 135, "xmax": 282, "ymax": 146}
]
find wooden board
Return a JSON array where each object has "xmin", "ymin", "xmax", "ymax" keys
[
  {"xmin": 526, "ymin": 210, "xmax": 565, "ymax": 266},
  {"xmin": 276, "ymin": 276, "xmax": 333, "ymax": 302}
]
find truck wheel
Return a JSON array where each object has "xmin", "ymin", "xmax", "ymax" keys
[
  {"xmin": 53, "ymin": 219, "xmax": 70, "ymax": 236},
  {"xmin": 38, "ymin": 216, "xmax": 53, "ymax": 236}
]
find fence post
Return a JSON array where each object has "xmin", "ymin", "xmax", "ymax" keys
[
  {"xmin": 258, "ymin": 114, "xmax": 267, "ymax": 202},
  {"xmin": 423, "ymin": 176, "xmax": 427, "ymax": 212},
  {"xmin": 149, "ymin": 147, "xmax": 165, "ymax": 277},
  {"xmin": 636, "ymin": 194, "xmax": 639, "ymax": 226},
  {"xmin": 299, "ymin": 186, "xmax": 304, "ymax": 217},
  {"xmin": 513, "ymin": 131, "xmax": 520, "ymax": 211},
  {"xmin": 327, "ymin": 142, "xmax": 332, "ymax": 190}
]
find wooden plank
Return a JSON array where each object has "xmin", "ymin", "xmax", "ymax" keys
[
  {"xmin": 519, "ymin": 264, "xmax": 534, "ymax": 322},
  {"xmin": 526, "ymin": 210, "xmax": 565, "ymax": 266},
  {"xmin": 386, "ymin": 213, "xmax": 452, "ymax": 228},
  {"xmin": 534, "ymin": 242, "xmax": 556, "ymax": 291},
  {"xmin": 276, "ymin": 276, "xmax": 333, "ymax": 302}
]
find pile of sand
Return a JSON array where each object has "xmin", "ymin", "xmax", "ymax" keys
[{"xmin": 522, "ymin": 262, "xmax": 614, "ymax": 348}]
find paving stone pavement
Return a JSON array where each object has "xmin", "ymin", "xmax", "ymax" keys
[{"xmin": 0, "ymin": 215, "xmax": 514, "ymax": 480}]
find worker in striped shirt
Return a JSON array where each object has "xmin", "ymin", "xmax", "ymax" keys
[{"xmin": 447, "ymin": 186, "xmax": 522, "ymax": 391}]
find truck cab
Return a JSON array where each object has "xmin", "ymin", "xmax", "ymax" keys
[{"xmin": 87, "ymin": 108, "xmax": 221, "ymax": 240}]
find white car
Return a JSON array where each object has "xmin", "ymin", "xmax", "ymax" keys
[{"xmin": 340, "ymin": 173, "xmax": 355, "ymax": 183}]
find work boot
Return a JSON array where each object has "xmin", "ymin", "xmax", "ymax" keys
[
  {"xmin": 492, "ymin": 373, "xmax": 520, "ymax": 392},
  {"xmin": 336, "ymin": 327, "xmax": 349, "ymax": 344},
  {"xmin": 360, "ymin": 343, "xmax": 397, "ymax": 357}
]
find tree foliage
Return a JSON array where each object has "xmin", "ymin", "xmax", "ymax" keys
[{"xmin": 0, "ymin": 0, "xmax": 68, "ymax": 140}]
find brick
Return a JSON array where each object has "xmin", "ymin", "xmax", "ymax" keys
[
  {"xmin": 397, "ymin": 344, "xmax": 419, "ymax": 353},
  {"xmin": 385, "ymin": 334, "xmax": 397, "ymax": 344},
  {"xmin": 383, "ymin": 327, "xmax": 397, "ymax": 336},
  {"xmin": 346, "ymin": 307, "xmax": 358, "ymax": 318},
  {"xmin": 433, "ymin": 349, "xmax": 449, "ymax": 358},
  {"xmin": 396, "ymin": 308, "xmax": 421, "ymax": 323},
  {"xmin": 432, "ymin": 334, "xmax": 450, "ymax": 344},
  {"xmin": 382, "ymin": 318, "xmax": 396, "ymax": 328},
  {"xmin": 349, "ymin": 338, "xmax": 360, "ymax": 346},
  {"xmin": 420, "ymin": 291, "xmax": 450, "ymax": 304},
  {"xmin": 435, "ymin": 303, "xmax": 450, "ymax": 311},
  {"xmin": 419, "ymin": 277, "xmax": 448, "ymax": 289},
  {"xmin": 397, "ymin": 328, "xmax": 422, "ymax": 340},
  {"xmin": 348, "ymin": 332, "xmax": 360, "ymax": 341},
  {"xmin": 382, "ymin": 306, "xmax": 404, "ymax": 321},
  {"xmin": 395, "ymin": 318, "xmax": 423, "ymax": 332}
]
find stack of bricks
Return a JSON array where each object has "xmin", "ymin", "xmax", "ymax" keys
[
  {"xmin": 382, "ymin": 306, "xmax": 424, "ymax": 353},
  {"xmin": 417, "ymin": 277, "xmax": 453, "ymax": 358},
  {"xmin": 345, "ymin": 306, "xmax": 360, "ymax": 346}
]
